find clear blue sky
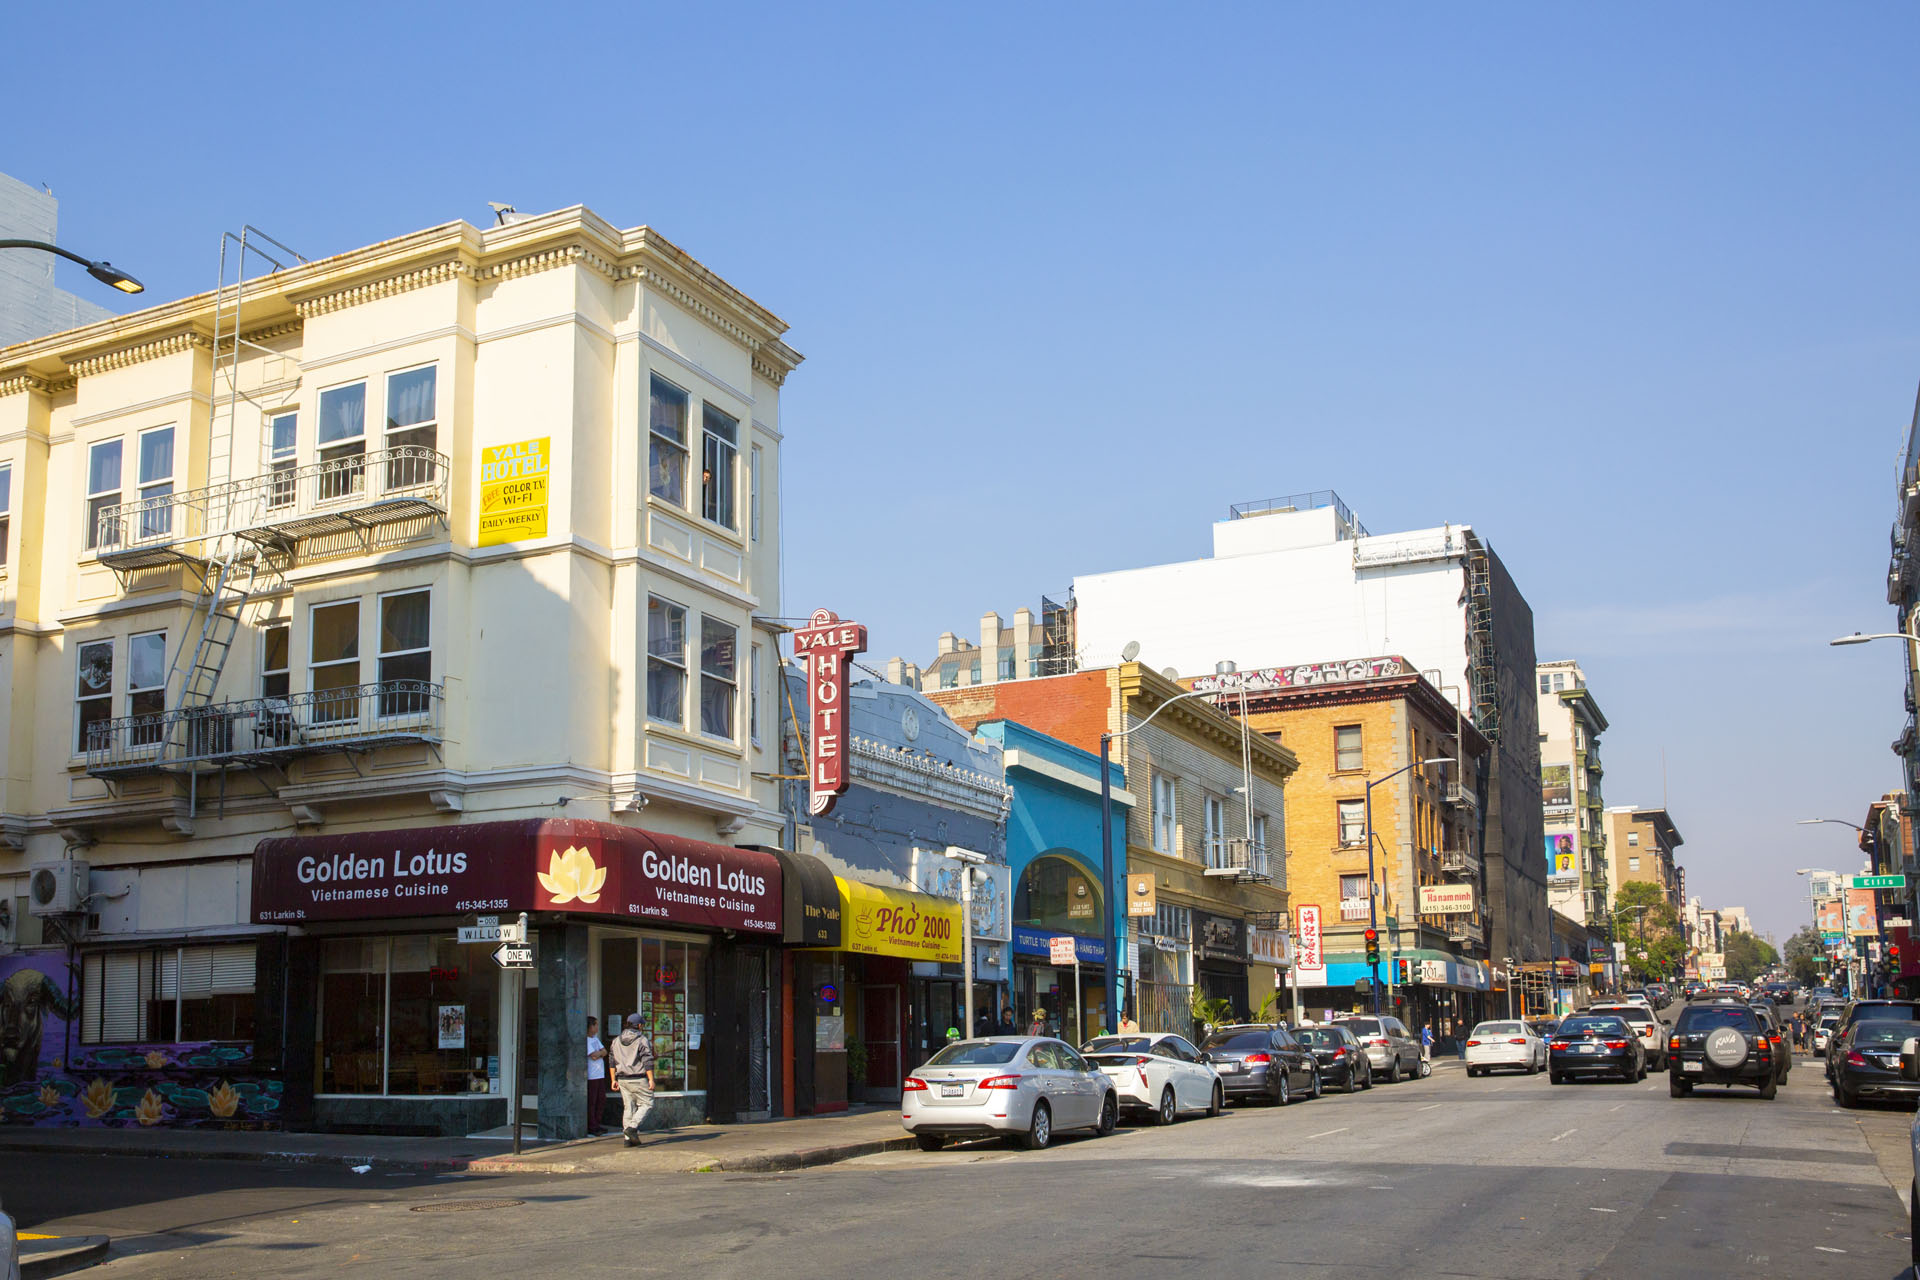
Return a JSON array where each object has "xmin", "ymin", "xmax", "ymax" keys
[{"xmin": 11, "ymin": 3, "xmax": 1918, "ymax": 943}]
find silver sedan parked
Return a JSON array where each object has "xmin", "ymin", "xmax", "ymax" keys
[{"xmin": 901, "ymin": 1036, "xmax": 1118, "ymax": 1151}]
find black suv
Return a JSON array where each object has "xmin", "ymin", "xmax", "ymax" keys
[
  {"xmin": 1668, "ymin": 1002, "xmax": 1777, "ymax": 1099},
  {"xmin": 1825, "ymin": 1000, "xmax": 1920, "ymax": 1082}
]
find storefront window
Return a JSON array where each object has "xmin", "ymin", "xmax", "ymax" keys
[
  {"xmin": 320, "ymin": 936, "xmax": 501, "ymax": 1096},
  {"xmin": 1014, "ymin": 855, "xmax": 1102, "ymax": 935},
  {"xmin": 601, "ymin": 932, "xmax": 708, "ymax": 1093}
]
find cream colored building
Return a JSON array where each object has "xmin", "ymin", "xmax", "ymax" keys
[{"xmin": 0, "ymin": 207, "xmax": 801, "ymax": 1136}]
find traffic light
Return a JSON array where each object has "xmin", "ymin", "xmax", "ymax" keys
[
  {"xmin": 1364, "ymin": 928, "xmax": 1381, "ymax": 967},
  {"xmin": 1396, "ymin": 958, "xmax": 1411, "ymax": 984},
  {"xmin": 1892, "ymin": 943, "xmax": 1903, "ymax": 965}
]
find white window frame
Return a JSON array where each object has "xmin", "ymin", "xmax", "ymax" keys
[
  {"xmin": 267, "ymin": 411, "xmax": 298, "ymax": 509},
  {"xmin": 701, "ymin": 403, "xmax": 739, "ymax": 530},
  {"xmin": 647, "ymin": 595, "xmax": 688, "ymax": 727},
  {"xmin": 1339, "ymin": 873, "xmax": 1368, "ymax": 902},
  {"xmin": 128, "ymin": 629, "xmax": 167, "ymax": 748},
  {"xmin": 648, "ymin": 374, "xmax": 690, "ymax": 508},
  {"xmin": 749, "ymin": 642, "xmax": 763, "ymax": 747},
  {"xmin": 85, "ymin": 438, "xmax": 123, "ymax": 551},
  {"xmin": 1152, "ymin": 773, "xmax": 1177, "ymax": 853},
  {"xmin": 1251, "ymin": 815, "xmax": 1270, "ymax": 875},
  {"xmin": 1336, "ymin": 799, "xmax": 1366, "ymax": 848},
  {"xmin": 376, "ymin": 588, "xmax": 432, "ymax": 719},
  {"xmin": 136, "ymin": 425, "xmax": 175, "ymax": 540},
  {"xmin": 261, "ymin": 622, "xmax": 291, "ymax": 699},
  {"xmin": 1334, "ymin": 724, "xmax": 1363, "ymax": 772},
  {"xmin": 316, "ymin": 379, "xmax": 368, "ymax": 501},
  {"xmin": 700, "ymin": 616, "xmax": 738, "ymax": 741},
  {"xmin": 309, "ymin": 599, "xmax": 363, "ymax": 724},
  {"xmin": 0, "ymin": 461, "xmax": 10, "ymax": 570},
  {"xmin": 383, "ymin": 364, "xmax": 438, "ymax": 491},
  {"xmin": 75, "ymin": 638, "xmax": 114, "ymax": 754},
  {"xmin": 1203, "ymin": 794, "xmax": 1226, "ymax": 867}
]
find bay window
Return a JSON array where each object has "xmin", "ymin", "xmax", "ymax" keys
[
  {"xmin": 137, "ymin": 426, "xmax": 174, "ymax": 539},
  {"xmin": 647, "ymin": 596, "xmax": 687, "ymax": 725},
  {"xmin": 700, "ymin": 617, "xmax": 737, "ymax": 739},
  {"xmin": 649, "ymin": 375, "xmax": 689, "ymax": 507},
  {"xmin": 378, "ymin": 589, "xmax": 431, "ymax": 716},
  {"xmin": 702, "ymin": 404, "xmax": 738, "ymax": 529},
  {"xmin": 310, "ymin": 600, "xmax": 361, "ymax": 723},
  {"xmin": 75, "ymin": 639, "xmax": 113, "ymax": 753},
  {"xmin": 86, "ymin": 439, "xmax": 122, "ymax": 550},
  {"xmin": 128, "ymin": 630, "xmax": 167, "ymax": 747}
]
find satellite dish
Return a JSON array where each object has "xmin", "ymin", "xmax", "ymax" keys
[
  {"xmin": 1120, "ymin": 640, "xmax": 1141, "ymax": 662},
  {"xmin": 1161, "ymin": 667, "xmax": 1180, "ymax": 682}
]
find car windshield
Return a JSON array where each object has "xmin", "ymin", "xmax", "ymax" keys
[
  {"xmin": 1203, "ymin": 1030, "xmax": 1273, "ymax": 1052},
  {"xmin": 1084, "ymin": 1036, "xmax": 1154, "ymax": 1053},
  {"xmin": 923, "ymin": 1041, "xmax": 1022, "ymax": 1066},
  {"xmin": 1853, "ymin": 1005, "xmax": 1920, "ymax": 1022},
  {"xmin": 1336, "ymin": 1019, "xmax": 1382, "ymax": 1037},
  {"xmin": 1819, "ymin": 1015, "xmax": 1840, "ymax": 1027},
  {"xmin": 1473, "ymin": 1023, "xmax": 1524, "ymax": 1037},
  {"xmin": 1295, "ymin": 1029, "xmax": 1344, "ymax": 1048},
  {"xmin": 1559, "ymin": 1018, "xmax": 1626, "ymax": 1035},
  {"xmin": 1854, "ymin": 1024, "xmax": 1920, "ymax": 1047},
  {"xmin": 1589, "ymin": 1007, "xmax": 1648, "ymax": 1021},
  {"xmin": 1677, "ymin": 1007, "xmax": 1759, "ymax": 1033}
]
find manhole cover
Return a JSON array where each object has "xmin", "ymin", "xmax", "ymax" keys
[
  {"xmin": 725, "ymin": 1175, "xmax": 797, "ymax": 1183},
  {"xmin": 410, "ymin": 1199, "xmax": 525, "ymax": 1213}
]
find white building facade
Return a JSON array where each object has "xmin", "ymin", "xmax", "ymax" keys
[{"xmin": 1537, "ymin": 660, "xmax": 1608, "ymax": 926}]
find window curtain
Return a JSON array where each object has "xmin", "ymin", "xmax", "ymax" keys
[{"xmin": 319, "ymin": 386, "xmax": 366, "ymax": 445}]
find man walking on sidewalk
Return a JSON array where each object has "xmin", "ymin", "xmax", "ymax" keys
[{"xmin": 609, "ymin": 1013, "xmax": 656, "ymax": 1147}]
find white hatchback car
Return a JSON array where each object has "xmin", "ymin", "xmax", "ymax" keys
[
  {"xmin": 1081, "ymin": 1032, "xmax": 1224, "ymax": 1124},
  {"xmin": 1465, "ymin": 1020, "xmax": 1547, "ymax": 1076},
  {"xmin": 902, "ymin": 1036, "xmax": 1117, "ymax": 1151}
]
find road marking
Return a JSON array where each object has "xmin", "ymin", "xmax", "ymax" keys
[
  {"xmin": 1589, "ymin": 1207, "xmax": 1618, "ymax": 1213},
  {"xmin": 1550, "ymin": 1128, "xmax": 1579, "ymax": 1143},
  {"xmin": 1815, "ymin": 1247, "xmax": 1846, "ymax": 1254},
  {"xmin": 1608, "ymin": 1104, "xmax": 1624, "ymax": 1113},
  {"xmin": 1418, "ymin": 1103, "xmax": 1441, "ymax": 1111},
  {"xmin": 1305, "ymin": 1128, "xmax": 1349, "ymax": 1140}
]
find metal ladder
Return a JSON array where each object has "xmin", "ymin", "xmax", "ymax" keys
[{"xmin": 160, "ymin": 546, "xmax": 266, "ymax": 760}]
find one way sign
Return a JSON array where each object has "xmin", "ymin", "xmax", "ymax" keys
[{"xmin": 493, "ymin": 943, "xmax": 534, "ymax": 969}]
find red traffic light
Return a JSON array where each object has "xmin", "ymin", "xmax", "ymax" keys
[{"xmin": 1363, "ymin": 928, "xmax": 1378, "ymax": 944}]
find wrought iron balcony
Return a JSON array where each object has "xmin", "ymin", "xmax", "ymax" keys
[
  {"xmin": 84, "ymin": 681, "xmax": 444, "ymax": 776},
  {"xmin": 1444, "ymin": 781, "xmax": 1478, "ymax": 810},
  {"xmin": 92, "ymin": 447, "xmax": 449, "ymax": 570},
  {"xmin": 1201, "ymin": 836, "xmax": 1273, "ymax": 884},
  {"xmin": 1447, "ymin": 918, "xmax": 1484, "ymax": 944},
  {"xmin": 1441, "ymin": 847, "xmax": 1481, "ymax": 878}
]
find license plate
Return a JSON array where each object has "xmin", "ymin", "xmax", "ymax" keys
[
  {"xmin": 1220, "ymin": 1062, "xmax": 1243, "ymax": 1074},
  {"xmin": 939, "ymin": 1082, "xmax": 963, "ymax": 1097},
  {"xmin": 1683, "ymin": 1061, "xmax": 1703, "ymax": 1072},
  {"xmin": 1578, "ymin": 1045, "xmax": 1596, "ymax": 1054}
]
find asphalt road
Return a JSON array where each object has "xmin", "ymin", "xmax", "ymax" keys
[{"xmin": 10, "ymin": 1035, "xmax": 1913, "ymax": 1279}]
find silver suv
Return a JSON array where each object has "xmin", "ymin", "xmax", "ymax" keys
[{"xmin": 1333, "ymin": 1015, "xmax": 1423, "ymax": 1082}]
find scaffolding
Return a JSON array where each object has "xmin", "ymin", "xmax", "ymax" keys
[{"xmin": 1037, "ymin": 593, "xmax": 1077, "ymax": 677}]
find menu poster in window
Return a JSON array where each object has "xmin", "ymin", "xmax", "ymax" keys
[
  {"xmin": 689, "ymin": 1013, "xmax": 704, "ymax": 1051},
  {"xmin": 437, "ymin": 1004, "xmax": 466, "ymax": 1050}
]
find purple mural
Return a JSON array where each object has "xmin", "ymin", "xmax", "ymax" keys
[{"xmin": 0, "ymin": 953, "xmax": 281, "ymax": 1128}]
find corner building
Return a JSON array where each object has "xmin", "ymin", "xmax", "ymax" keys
[{"xmin": 0, "ymin": 207, "xmax": 801, "ymax": 1138}]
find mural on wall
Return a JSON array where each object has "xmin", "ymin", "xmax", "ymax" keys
[{"xmin": 0, "ymin": 953, "xmax": 281, "ymax": 1128}]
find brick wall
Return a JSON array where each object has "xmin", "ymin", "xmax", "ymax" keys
[{"xmin": 927, "ymin": 670, "xmax": 1115, "ymax": 751}]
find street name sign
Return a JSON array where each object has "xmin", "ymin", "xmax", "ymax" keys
[
  {"xmin": 460, "ymin": 921, "xmax": 526, "ymax": 944},
  {"xmin": 1852, "ymin": 875, "xmax": 1905, "ymax": 890},
  {"xmin": 493, "ymin": 943, "xmax": 534, "ymax": 969}
]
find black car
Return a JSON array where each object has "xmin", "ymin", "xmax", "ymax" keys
[
  {"xmin": 1833, "ymin": 1020, "xmax": 1920, "ymax": 1108},
  {"xmin": 1201, "ymin": 1024, "xmax": 1321, "ymax": 1105},
  {"xmin": 1294, "ymin": 1026, "xmax": 1371, "ymax": 1093},
  {"xmin": 1827, "ymin": 1000, "xmax": 1920, "ymax": 1082},
  {"xmin": 1549, "ymin": 1015, "xmax": 1645, "ymax": 1084},
  {"xmin": 1668, "ymin": 1001, "xmax": 1777, "ymax": 1099},
  {"xmin": 1750, "ymin": 1003, "xmax": 1790, "ymax": 1082}
]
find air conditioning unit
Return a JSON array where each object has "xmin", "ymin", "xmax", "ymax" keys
[{"xmin": 28, "ymin": 860, "xmax": 90, "ymax": 916}]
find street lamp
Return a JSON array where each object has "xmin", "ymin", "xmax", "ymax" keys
[
  {"xmin": 1363, "ymin": 756, "xmax": 1454, "ymax": 1014},
  {"xmin": 1099, "ymin": 682, "xmax": 1226, "ymax": 1037},
  {"xmin": 945, "ymin": 846, "xmax": 988, "ymax": 1039},
  {"xmin": 0, "ymin": 238, "xmax": 144, "ymax": 294}
]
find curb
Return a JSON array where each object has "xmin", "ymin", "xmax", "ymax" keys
[
  {"xmin": 20, "ymin": 1235, "xmax": 110, "ymax": 1280},
  {"xmin": 693, "ymin": 1135, "xmax": 918, "ymax": 1173}
]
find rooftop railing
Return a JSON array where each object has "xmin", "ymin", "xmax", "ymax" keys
[
  {"xmin": 84, "ymin": 680, "xmax": 443, "ymax": 775},
  {"xmin": 1228, "ymin": 490, "xmax": 1368, "ymax": 536}
]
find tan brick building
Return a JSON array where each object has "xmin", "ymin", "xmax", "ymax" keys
[
  {"xmin": 1186, "ymin": 657, "xmax": 1494, "ymax": 1028},
  {"xmin": 928, "ymin": 663, "xmax": 1296, "ymax": 1023},
  {"xmin": 1604, "ymin": 806, "xmax": 1683, "ymax": 909}
]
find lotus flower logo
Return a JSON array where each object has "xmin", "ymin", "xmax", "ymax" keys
[
  {"xmin": 37, "ymin": 1082, "xmax": 59, "ymax": 1109},
  {"xmin": 208, "ymin": 1081, "xmax": 240, "ymax": 1119},
  {"xmin": 82, "ymin": 1077, "xmax": 116, "ymax": 1119},
  {"xmin": 144, "ymin": 1050, "xmax": 168, "ymax": 1070},
  {"xmin": 135, "ymin": 1088, "xmax": 165, "ymax": 1126},
  {"xmin": 537, "ymin": 846, "xmax": 606, "ymax": 905}
]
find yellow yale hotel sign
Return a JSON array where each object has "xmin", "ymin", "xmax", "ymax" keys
[{"xmin": 478, "ymin": 437, "xmax": 550, "ymax": 546}]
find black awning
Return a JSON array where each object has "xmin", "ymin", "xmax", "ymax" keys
[{"xmin": 742, "ymin": 846, "xmax": 842, "ymax": 947}]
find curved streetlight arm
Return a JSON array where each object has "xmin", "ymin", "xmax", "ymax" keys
[
  {"xmin": 1105, "ymin": 686, "xmax": 1220, "ymax": 744},
  {"xmin": 0, "ymin": 238, "xmax": 144, "ymax": 294},
  {"xmin": 1799, "ymin": 818, "xmax": 1865, "ymax": 832}
]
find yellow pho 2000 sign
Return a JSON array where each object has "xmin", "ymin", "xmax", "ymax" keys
[{"xmin": 478, "ymin": 438, "xmax": 550, "ymax": 546}]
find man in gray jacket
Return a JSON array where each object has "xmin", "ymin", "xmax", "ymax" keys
[{"xmin": 608, "ymin": 1012, "xmax": 657, "ymax": 1147}]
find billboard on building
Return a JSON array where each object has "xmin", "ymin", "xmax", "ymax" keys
[
  {"xmin": 1546, "ymin": 833, "xmax": 1579, "ymax": 882},
  {"xmin": 1541, "ymin": 765, "xmax": 1572, "ymax": 808},
  {"xmin": 1847, "ymin": 886, "xmax": 1880, "ymax": 937}
]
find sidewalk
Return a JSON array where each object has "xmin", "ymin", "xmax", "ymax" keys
[{"xmin": 0, "ymin": 1107, "xmax": 914, "ymax": 1177}]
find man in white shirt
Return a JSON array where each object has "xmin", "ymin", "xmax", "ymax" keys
[{"xmin": 585, "ymin": 1016, "xmax": 609, "ymax": 1137}]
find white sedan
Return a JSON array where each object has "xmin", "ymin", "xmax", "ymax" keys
[
  {"xmin": 1465, "ymin": 1020, "xmax": 1547, "ymax": 1076},
  {"xmin": 1081, "ymin": 1032, "xmax": 1224, "ymax": 1124}
]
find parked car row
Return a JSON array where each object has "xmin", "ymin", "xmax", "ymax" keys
[{"xmin": 900, "ymin": 1017, "xmax": 1431, "ymax": 1151}]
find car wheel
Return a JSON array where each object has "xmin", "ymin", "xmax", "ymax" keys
[
  {"xmin": 1759, "ymin": 1076, "xmax": 1777, "ymax": 1101},
  {"xmin": 1387, "ymin": 1058, "xmax": 1401, "ymax": 1085},
  {"xmin": 1096, "ymin": 1092, "xmax": 1117, "ymax": 1136},
  {"xmin": 1276, "ymin": 1073, "xmax": 1291, "ymax": 1106},
  {"xmin": 1310, "ymin": 1068, "xmax": 1323, "ymax": 1099},
  {"xmin": 1669, "ymin": 1075, "xmax": 1689, "ymax": 1098},
  {"xmin": 1467, "ymin": 1066, "xmax": 1480, "ymax": 1078},
  {"xmin": 1834, "ymin": 1082, "xmax": 1855, "ymax": 1109},
  {"xmin": 1418, "ymin": 1059, "xmax": 1432, "ymax": 1079},
  {"xmin": 1551, "ymin": 1072, "xmax": 1565, "ymax": 1085},
  {"xmin": 1359, "ymin": 1064, "xmax": 1373, "ymax": 1090},
  {"xmin": 1155, "ymin": 1086, "xmax": 1176, "ymax": 1126},
  {"xmin": 915, "ymin": 1134, "xmax": 946, "ymax": 1152},
  {"xmin": 1019, "ymin": 1101, "xmax": 1052, "ymax": 1150},
  {"xmin": 1635, "ymin": 1060, "xmax": 1647, "ymax": 1083},
  {"xmin": 1208, "ymin": 1082, "xmax": 1223, "ymax": 1116}
]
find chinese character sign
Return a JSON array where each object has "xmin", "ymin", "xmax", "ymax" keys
[
  {"xmin": 1296, "ymin": 905, "xmax": 1325, "ymax": 976},
  {"xmin": 793, "ymin": 609, "xmax": 867, "ymax": 816}
]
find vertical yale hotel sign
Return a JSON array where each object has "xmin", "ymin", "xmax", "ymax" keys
[
  {"xmin": 478, "ymin": 437, "xmax": 550, "ymax": 546},
  {"xmin": 794, "ymin": 609, "xmax": 867, "ymax": 816}
]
